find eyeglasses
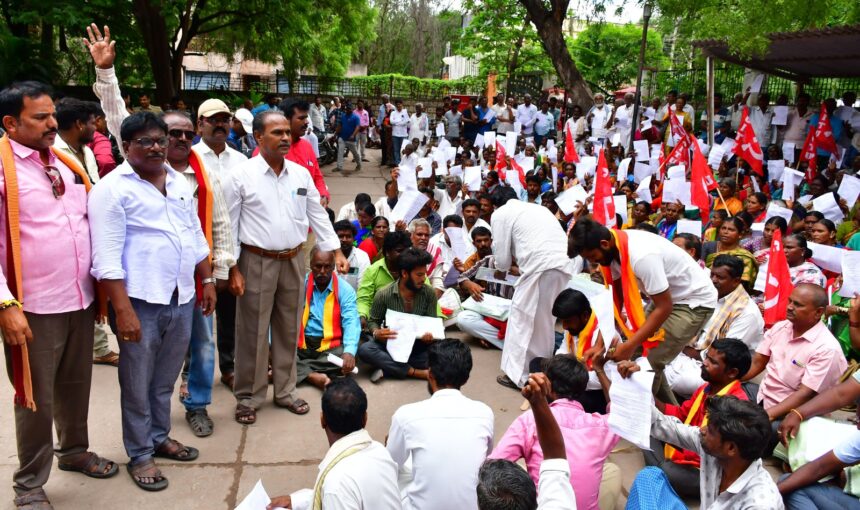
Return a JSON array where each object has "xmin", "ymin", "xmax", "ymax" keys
[
  {"xmin": 44, "ymin": 165, "xmax": 65, "ymax": 199},
  {"xmin": 130, "ymin": 136, "xmax": 168, "ymax": 149},
  {"xmin": 203, "ymin": 116, "xmax": 232, "ymax": 125},
  {"xmin": 168, "ymin": 129, "xmax": 196, "ymax": 140}
]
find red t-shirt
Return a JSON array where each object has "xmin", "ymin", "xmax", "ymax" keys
[{"xmin": 286, "ymin": 138, "xmax": 329, "ymax": 199}]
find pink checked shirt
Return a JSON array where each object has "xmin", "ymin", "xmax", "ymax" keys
[
  {"xmin": 756, "ymin": 320, "xmax": 847, "ymax": 409},
  {"xmin": 490, "ymin": 399, "xmax": 620, "ymax": 510},
  {"xmin": 0, "ymin": 138, "xmax": 94, "ymax": 313}
]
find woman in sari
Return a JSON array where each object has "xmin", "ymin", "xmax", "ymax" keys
[
  {"xmin": 662, "ymin": 96, "xmax": 693, "ymax": 147},
  {"xmin": 745, "ymin": 192, "xmax": 768, "ymax": 224},
  {"xmin": 703, "ymin": 216, "xmax": 758, "ymax": 290},
  {"xmin": 714, "ymin": 178, "xmax": 744, "ymax": 216},
  {"xmin": 784, "ymin": 234, "xmax": 827, "ymax": 287},
  {"xmin": 753, "ymin": 216, "xmax": 788, "ymax": 265},
  {"xmin": 809, "ymin": 219, "xmax": 841, "ymax": 247},
  {"xmin": 358, "ymin": 216, "xmax": 390, "ymax": 262},
  {"xmin": 351, "ymin": 202, "xmax": 376, "ymax": 244}
]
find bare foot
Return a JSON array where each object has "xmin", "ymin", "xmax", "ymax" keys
[
  {"xmin": 306, "ymin": 372, "xmax": 331, "ymax": 389},
  {"xmin": 408, "ymin": 368, "xmax": 429, "ymax": 380}
]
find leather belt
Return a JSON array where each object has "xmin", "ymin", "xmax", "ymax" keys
[{"xmin": 241, "ymin": 243, "xmax": 303, "ymax": 260}]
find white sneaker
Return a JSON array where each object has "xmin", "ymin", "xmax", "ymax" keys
[{"xmin": 370, "ymin": 369, "xmax": 384, "ymax": 384}]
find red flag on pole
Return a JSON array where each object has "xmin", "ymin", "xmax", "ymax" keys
[
  {"xmin": 812, "ymin": 101, "xmax": 839, "ymax": 157},
  {"xmin": 660, "ymin": 135, "xmax": 692, "ymax": 178},
  {"xmin": 799, "ymin": 127, "xmax": 818, "ymax": 181},
  {"xmin": 509, "ymin": 157, "xmax": 527, "ymax": 188},
  {"xmin": 494, "ymin": 140, "xmax": 508, "ymax": 181},
  {"xmin": 690, "ymin": 134, "xmax": 716, "ymax": 222},
  {"xmin": 668, "ymin": 110, "xmax": 689, "ymax": 144},
  {"xmin": 593, "ymin": 148, "xmax": 616, "ymax": 228},
  {"xmin": 762, "ymin": 229, "xmax": 793, "ymax": 327},
  {"xmin": 564, "ymin": 125, "xmax": 580, "ymax": 163},
  {"xmin": 732, "ymin": 106, "xmax": 764, "ymax": 176}
]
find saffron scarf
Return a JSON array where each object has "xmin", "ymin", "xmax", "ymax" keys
[
  {"xmin": 0, "ymin": 135, "xmax": 96, "ymax": 410},
  {"xmin": 299, "ymin": 274, "xmax": 343, "ymax": 351},
  {"xmin": 188, "ymin": 150, "xmax": 213, "ymax": 302},
  {"xmin": 599, "ymin": 229, "xmax": 665, "ymax": 356},
  {"xmin": 664, "ymin": 380, "xmax": 740, "ymax": 463},
  {"xmin": 565, "ymin": 312, "xmax": 598, "ymax": 360}
]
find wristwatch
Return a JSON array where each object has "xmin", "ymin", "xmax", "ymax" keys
[{"xmin": 201, "ymin": 277, "xmax": 217, "ymax": 286}]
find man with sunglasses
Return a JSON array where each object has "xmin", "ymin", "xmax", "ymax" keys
[
  {"xmin": 0, "ymin": 80, "xmax": 120, "ymax": 509},
  {"xmin": 89, "ymin": 111, "xmax": 216, "ymax": 492}
]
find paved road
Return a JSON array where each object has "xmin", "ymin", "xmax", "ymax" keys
[{"xmin": 0, "ymin": 148, "xmax": 653, "ymax": 509}]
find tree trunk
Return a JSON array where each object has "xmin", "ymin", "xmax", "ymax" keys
[
  {"xmin": 132, "ymin": 0, "xmax": 176, "ymax": 103},
  {"xmin": 504, "ymin": 16, "xmax": 530, "ymax": 96},
  {"xmin": 519, "ymin": 0, "xmax": 593, "ymax": 108}
]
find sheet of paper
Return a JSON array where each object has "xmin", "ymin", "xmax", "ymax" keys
[
  {"xmin": 397, "ymin": 164, "xmax": 418, "ymax": 191},
  {"xmin": 566, "ymin": 275, "xmax": 616, "ymax": 345},
  {"xmin": 667, "ymin": 164, "xmax": 686, "ymax": 180},
  {"xmin": 839, "ymin": 251, "xmax": 860, "ymax": 298},
  {"xmin": 235, "ymin": 480, "xmax": 272, "ymax": 510},
  {"xmin": 326, "ymin": 353, "xmax": 359, "ymax": 374},
  {"xmin": 449, "ymin": 164, "xmax": 463, "ymax": 177},
  {"xmin": 650, "ymin": 144, "xmax": 663, "ymax": 160},
  {"xmin": 445, "ymin": 227, "xmax": 469, "ymax": 262},
  {"xmin": 641, "ymin": 119, "xmax": 653, "ymax": 132},
  {"xmin": 767, "ymin": 159, "xmax": 785, "ymax": 183},
  {"xmin": 554, "ymin": 185, "xmax": 589, "ymax": 215},
  {"xmin": 610, "ymin": 133, "xmax": 622, "ymax": 147},
  {"xmin": 765, "ymin": 203, "xmax": 794, "ymax": 224},
  {"xmin": 720, "ymin": 137, "xmax": 736, "ymax": 154},
  {"xmin": 811, "ymin": 192, "xmax": 844, "ymax": 223},
  {"xmin": 636, "ymin": 176, "xmax": 653, "ymax": 203},
  {"xmin": 514, "ymin": 121, "xmax": 522, "ymax": 134},
  {"xmin": 781, "ymin": 169, "xmax": 804, "ymax": 201},
  {"xmin": 643, "ymin": 107, "xmax": 656, "ymax": 120},
  {"xmin": 662, "ymin": 179, "xmax": 691, "ymax": 206},
  {"xmin": 676, "ymin": 219, "xmax": 702, "ymax": 236},
  {"xmin": 389, "ymin": 190, "xmax": 428, "ymax": 226},
  {"xmin": 474, "ymin": 134, "xmax": 484, "ymax": 149},
  {"xmin": 617, "ymin": 158, "xmax": 632, "ymax": 183},
  {"xmin": 808, "ymin": 242, "xmax": 843, "ymax": 273},
  {"xmin": 437, "ymin": 137, "xmax": 451, "ymax": 151},
  {"xmin": 462, "ymin": 294, "xmax": 512, "ymax": 321},
  {"xmin": 633, "ymin": 140, "xmax": 650, "ymax": 162},
  {"xmin": 386, "ymin": 309, "xmax": 446, "ymax": 339},
  {"xmin": 614, "ymin": 195, "xmax": 628, "ymax": 224},
  {"xmin": 520, "ymin": 156, "xmax": 535, "ymax": 173},
  {"xmin": 385, "ymin": 321, "xmax": 415, "ymax": 363},
  {"xmin": 648, "ymin": 157, "xmax": 660, "ymax": 178},
  {"xmin": 771, "ymin": 105, "xmax": 789, "ymax": 126},
  {"xmin": 782, "ymin": 142, "xmax": 796, "ymax": 164},
  {"xmin": 837, "ymin": 174, "xmax": 860, "ymax": 207},
  {"xmin": 607, "ymin": 358, "xmax": 655, "ymax": 450},
  {"xmin": 576, "ymin": 156, "xmax": 597, "ymax": 181},
  {"xmin": 435, "ymin": 123, "xmax": 445, "ymax": 137},
  {"xmin": 753, "ymin": 260, "xmax": 768, "ymax": 292},
  {"xmin": 475, "ymin": 266, "xmax": 519, "ymax": 286},
  {"xmin": 505, "ymin": 132, "xmax": 518, "ymax": 154},
  {"xmin": 484, "ymin": 131, "xmax": 496, "ymax": 150},
  {"xmin": 696, "ymin": 138, "xmax": 710, "ymax": 157},
  {"xmin": 749, "ymin": 74, "xmax": 765, "ymax": 93},
  {"xmin": 633, "ymin": 162, "xmax": 652, "ymax": 183},
  {"xmin": 464, "ymin": 166, "xmax": 482, "ymax": 192},
  {"xmin": 416, "ymin": 157, "xmax": 433, "ymax": 178},
  {"xmin": 708, "ymin": 146, "xmax": 726, "ymax": 170}
]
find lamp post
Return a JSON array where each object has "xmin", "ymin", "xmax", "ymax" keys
[{"xmin": 628, "ymin": 2, "xmax": 653, "ymax": 156}]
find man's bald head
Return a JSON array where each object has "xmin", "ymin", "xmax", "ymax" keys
[
  {"xmin": 310, "ymin": 248, "xmax": 335, "ymax": 288},
  {"xmin": 786, "ymin": 283, "xmax": 828, "ymax": 329}
]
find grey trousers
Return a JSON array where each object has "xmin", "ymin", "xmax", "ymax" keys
[
  {"xmin": 296, "ymin": 336, "xmax": 345, "ymax": 384},
  {"xmin": 234, "ymin": 250, "xmax": 305, "ymax": 409},
  {"xmin": 5, "ymin": 306, "xmax": 95, "ymax": 494},
  {"xmin": 117, "ymin": 295, "xmax": 194, "ymax": 463},
  {"xmin": 93, "ymin": 322, "xmax": 112, "ymax": 358}
]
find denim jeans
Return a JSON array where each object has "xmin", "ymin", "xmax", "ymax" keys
[
  {"xmin": 779, "ymin": 474, "xmax": 860, "ymax": 509},
  {"xmin": 183, "ymin": 308, "xmax": 215, "ymax": 412},
  {"xmin": 117, "ymin": 295, "xmax": 194, "ymax": 464},
  {"xmin": 392, "ymin": 136, "xmax": 406, "ymax": 165}
]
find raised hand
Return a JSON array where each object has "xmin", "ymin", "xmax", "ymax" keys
[{"xmin": 83, "ymin": 24, "xmax": 116, "ymax": 69}]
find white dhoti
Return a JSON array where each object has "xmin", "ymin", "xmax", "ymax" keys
[
  {"xmin": 456, "ymin": 310, "xmax": 503, "ymax": 349},
  {"xmin": 664, "ymin": 354, "xmax": 705, "ymax": 399},
  {"xmin": 502, "ymin": 268, "xmax": 571, "ymax": 386}
]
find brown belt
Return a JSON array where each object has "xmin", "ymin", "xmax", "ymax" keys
[{"xmin": 241, "ymin": 243, "xmax": 303, "ymax": 260}]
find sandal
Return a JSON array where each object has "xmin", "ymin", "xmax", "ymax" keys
[
  {"xmin": 276, "ymin": 398, "xmax": 310, "ymax": 415},
  {"xmin": 13, "ymin": 488, "xmax": 52, "ymax": 509},
  {"xmin": 154, "ymin": 438, "xmax": 199, "ymax": 462},
  {"xmin": 126, "ymin": 459, "xmax": 168, "ymax": 492},
  {"xmin": 235, "ymin": 404, "xmax": 257, "ymax": 425},
  {"xmin": 186, "ymin": 409, "xmax": 214, "ymax": 437},
  {"xmin": 221, "ymin": 372, "xmax": 235, "ymax": 390},
  {"xmin": 93, "ymin": 351, "xmax": 119, "ymax": 367},
  {"xmin": 58, "ymin": 451, "xmax": 118, "ymax": 479},
  {"xmin": 496, "ymin": 374, "xmax": 520, "ymax": 390}
]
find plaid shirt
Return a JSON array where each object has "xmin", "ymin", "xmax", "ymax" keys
[{"xmin": 457, "ymin": 254, "xmax": 515, "ymax": 299}]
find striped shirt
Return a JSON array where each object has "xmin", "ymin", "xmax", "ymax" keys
[{"xmin": 367, "ymin": 281, "xmax": 437, "ymax": 332}]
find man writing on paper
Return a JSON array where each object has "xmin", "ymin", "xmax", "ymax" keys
[
  {"xmin": 356, "ymin": 231, "xmax": 414, "ymax": 326},
  {"xmin": 358, "ymin": 247, "xmax": 439, "ymax": 383},
  {"xmin": 491, "ymin": 187, "xmax": 575, "ymax": 389},
  {"xmin": 569, "ymin": 218, "xmax": 717, "ymax": 405},
  {"xmin": 296, "ymin": 248, "xmax": 361, "ymax": 390}
]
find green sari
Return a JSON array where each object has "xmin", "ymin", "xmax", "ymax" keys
[{"xmin": 705, "ymin": 247, "xmax": 759, "ymax": 290}]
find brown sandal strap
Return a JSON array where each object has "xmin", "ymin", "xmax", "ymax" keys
[{"xmin": 14, "ymin": 489, "xmax": 50, "ymax": 506}]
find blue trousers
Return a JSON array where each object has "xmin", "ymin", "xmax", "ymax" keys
[
  {"xmin": 183, "ymin": 308, "xmax": 215, "ymax": 412},
  {"xmin": 392, "ymin": 136, "xmax": 405, "ymax": 164},
  {"xmin": 117, "ymin": 295, "xmax": 194, "ymax": 464},
  {"xmin": 780, "ymin": 474, "xmax": 860, "ymax": 509}
]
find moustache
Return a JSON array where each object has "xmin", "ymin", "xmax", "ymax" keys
[
  {"xmin": 213, "ymin": 127, "xmax": 227, "ymax": 135},
  {"xmin": 43, "ymin": 129, "xmax": 58, "ymax": 137}
]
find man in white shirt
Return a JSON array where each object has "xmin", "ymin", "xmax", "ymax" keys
[
  {"xmin": 477, "ymin": 373, "xmax": 577, "ymax": 510},
  {"xmin": 336, "ymin": 192, "xmax": 371, "ymax": 222},
  {"xmin": 747, "ymin": 92, "xmax": 775, "ymax": 150},
  {"xmin": 570, "ymin": 219, "xmax": 717, "ymax": 405},
  {"xmin": 225, "ymin": 111, "xmax": 347, "ymax": 425},
  {"xmin": 390, "ymin": 99, "xmax": 410, "ymax": 165},
  {"xmin": 461, "ymin": 198, "xmax": 490, "ymax": 257},
  {"xmin": 388, "ymin": 340, "xmax": 494, "ymax": 510},
  {"xmin": 490, "ymin": 94, "xmax": 506, "ymax": 131},
  {"xmin": 268, "ymin": 379, "xmax": 401, "ymax": 510},
  {"xmin": 309, "ymin": 95, "xmax": 327, "ymax": 134},
  {"xmin": 89, "ymin": 112, "xmax": 215, "ymax": 491},
  {"xmin": 408, "ymin": 103, "xmax": 430, "ymax": 145},
  {"xmin": 491, "ymin": 187, "xmax": 574, "ymax": 388},
  {"xmin": 608, "ymin": 93, "xmax": 635, "ymax": 149},
  {"xmin": 54, "ymin": 97, "xmax": 120, "ymax": 367},
  {"xmin": 435, "ymin": 175, "xmax": 465, "ymax": 218},
  {"xmin": 333, "ymin": 220, "xmax": 371, "ymax": 287},
  {"xmin": 783, "ymin": 92, "xmax": 813, "ymax": 151},
  {"xmin": 374, "ymin": 180, "xmax": 398, "ymax": 220},
  {"xmin": 587, "ymin": 93, "xmax": 613, "ymax": 143},
  {"xmin": 664, "ymin": 254, "xmax": 764, "ymax": 397},
  {"xmin": 516, "ymin": 94, "xmax": 538, "ymax": 136}
]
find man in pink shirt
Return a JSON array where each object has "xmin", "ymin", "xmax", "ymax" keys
[
  {"xmin": 743, "ymin": 283, "xmax": 847, "ymax": 455},
  {"xmin": 0, "ymin": 81, "xmax": 118, "ymax": 508},
  {"xmin": 491, "ymin": 355, "xmax": 621, "ymax": 510},
  {"xmin": 88, "ymin": 111, "xmax": 117, "ymax": 177},
  {"xmin": 355, "ymin": 99, "xmax": 370, "ymax": 162}
]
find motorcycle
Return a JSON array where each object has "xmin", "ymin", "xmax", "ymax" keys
[{"xmin": 316, "ymin": 130, "xmax": 338, "ymax": 167}]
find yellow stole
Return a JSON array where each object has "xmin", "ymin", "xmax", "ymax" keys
[{"xmin": 664, "ymin": 380, "xmax": 741, "ymax": 462}]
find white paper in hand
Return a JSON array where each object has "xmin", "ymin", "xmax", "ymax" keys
[
  {"xmin": 667, "ymin": 164, "xmax": 686, "ymax": 180},
  {"xmin": 811, "ymin": 192, "xmax": 844, "ymax": 223},
  {"xmin": 235, "ymin": 480, "xmax": 271, "ymax": 510},
  {"xmin": 435, "ymin": 123, "xmax": 445, "ymax": 137},
  {"xmin": 390, "ymin": 190, "xmax": 428, "ymax": 226},
  {"xmin": 633, "ymin": 162, "xmax": 652, "ymax": 183},
  {"xmin": 554, "ymin": 185, "xmax": 588, "ymax": 215},
  {"xmin": 808, "ymin": 241, "xmax": 843, "ymax": 273},
  {"xmin": 782, "ymin": 142, "xmax": 796, "ymax": 164},
  {"xmin": 636, "ymin": 176, "xmax": 653, "ymax": 203},
  {"xmin": 416, "ymin": 157, "xmax": 433, "ymax": 178},
  {"xmin": 607, "ymin": 358, "xmax": 654, "ymax": 450},
  {"xmin": 707, "ymin": 146, "xmax": 726, "ymax": 170},
  {"xmin": 464, "ymin": 166, "xmax": 482, "ymax": 191},
  {"xmin": 749, "ymin": 74, "xmax": 765, "ymax": 93},
  {"xmin": 765, "ymin": 203, "xmax": 794, "ymax": 224},
  {"xmin": 617, "ymin": 158, "xmax": 632, "ymax": 183},
  {"xmin": 397, "ymin": 165, "xmax": 418, "ymax": 191},
  {"xmin": 767, "ymin": 160, "xmax": 785, "ymax": 183},
  {"xmin": 771, "ymin": 105, "xmax": 788, "ymax": 126},
  {"xmin": 445, "ymin": 227, "xmax": 469, "ymax": 262},
  {"xmin": 505, "ymin": 132, "xmax": 518, "ymax": 154},
  {"xmin": 576, "ymin": 156, "xmax": 597, "ymax": 181},
  {"xmin": 676, "ymin": 219, "xmax": 702, "ymax": 236},
  {"xmin": 839, "ymin": 251, "xmax": 860, "ymax": 298},
  {"xmin": 484, "ymin": 131, "xmax": 496, "ymax": 150},
  {"xmin": 326, "ymin": 353, "xmax": 358, "ymax": 374},
  {"xmin": 633, "ymin": 140, "xmax": 650, "ymax": 162},
  {"xmin": 837, "ymin": 174, "xmax": 860, "ymax": 207}
]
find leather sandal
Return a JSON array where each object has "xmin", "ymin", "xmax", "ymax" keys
[
  {"xmin": 13, "ymin": 488, "xmax": 52, "ymax": 509},
  {"xmin": 58, "ymin": 451, "xmax": 118, "ymax": 479}
]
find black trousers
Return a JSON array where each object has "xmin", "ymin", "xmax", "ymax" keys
[
  {"xmin": 357, "ymin": 339, "xmax": 429, "ymax": 378},
  {"xmin": 215, "ymin": 289, "xmax": 236, "ymax": 375}
]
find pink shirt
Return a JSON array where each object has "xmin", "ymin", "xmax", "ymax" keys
[
  {"xmin": 756, "ymin": 320, "xmax": 847, "ymax": 409},
  {"xmin": 0, "ymin": 138, "xmax": 94, "ymax": 313},
  {"xmin": 490, "ymin": 399, "xmax": 620, "ymax": 510},
  {"xmin": 356, "ymin": 108, "xmax": 370, "ymax": 127}
]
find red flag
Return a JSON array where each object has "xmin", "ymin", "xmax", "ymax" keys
[
  {"xmin": 812, "ymin": 101, "xmax": 839, "ymax": 156},
  {"xmin": 564, "ymin": 125, "xmax": 580, "ymax": 163},
  {"xmin": 494, "ymin": 140, "xmax": 508, "ymax": 180},
  {"xmin": 690, "ymin": 135, "xmax": 716, "ymax": 221},
  {"xmin": 509, "ymin": 157, "xmax": 527, "ymax": 188},
  {"xmin": 799, "ymin": 127, "xmax": 818, "ymax": 181},
  {"xmin": 762, "ymin": 229, "xmax": 793, "ymax": 327},
  {"xmin": 592, "ymin": 148, "xmax": 616, "ymax": 227},
  {"xmin": 732, "ymin": 106, "xmax": 764, "ymax": 176},
  {"xmin": 661, "ymin": 135, "xmax": 692, "ymax": 178},
  {"xmin": 668, "ymin": 110, "xmax": 688, "ymax": 144}
]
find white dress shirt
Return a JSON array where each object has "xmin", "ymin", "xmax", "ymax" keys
[
  {"xmin": 192, "ymin": 141, "xmax": 247, "ymax": 202},
  {"xmin": 588, "ymin": 104, "xmax": 613, "ymax": 139},
  {"xmin": 374, "ymin": 196, "xmax": 396, "ymax": 220},
  {"xmin": 387, "ymin": 389, "xmax": 494, "ymax": 510},
  {"xmin": 747, "ymin": 105, "xmax": 775, "ymax": 146},
  {"xmin": 225, "ymin": 155, "xmax": 339, "ymax": 258},
  {"xmin": 537, "ymin": 459, "xmax": 578, "ymax": 510},
  {"xmin": 346, "ymin": 247, "xmax": 371, "ymax": 283},
  {"xmin": 309, "ymin": 103, "xmax": 327, "ymax": 132},
  {"xmin": 434, "ymin": 188, "xmax": 464, "ymax": 218},
  {"xmin": 516, "ymin": 103, "xmax": 539, "ymax": 134},
  {"xmin": 491, "ymin": 200, "xmax": 571, "ymax": 277},
  {"xmin": 408, "ymin": 113, "xmax": 430, "ymax": 142},
  {"xmin": 89, "ymin": 162, "xmax": 211, "ymax": 305},
  {"xmin": 390, "ymin": 109, "xmax": 410, "ymax": 138},
  {"xmin": 337, "ymin": 202, "xmax": 358, "ymax": 222}
]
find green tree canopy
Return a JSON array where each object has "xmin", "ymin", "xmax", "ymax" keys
[{"xmin": 570, "ymin": 23, "xmax": 669, "ymax": 90}]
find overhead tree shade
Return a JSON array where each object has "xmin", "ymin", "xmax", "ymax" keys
[{"xmin": 693, "ymin": 24, "xmax": 860, "ymax": 81}]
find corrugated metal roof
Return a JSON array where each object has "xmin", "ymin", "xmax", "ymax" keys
[{"xmin": 693, "ymin": 24, "xmax": 860, "ymax": 80}]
